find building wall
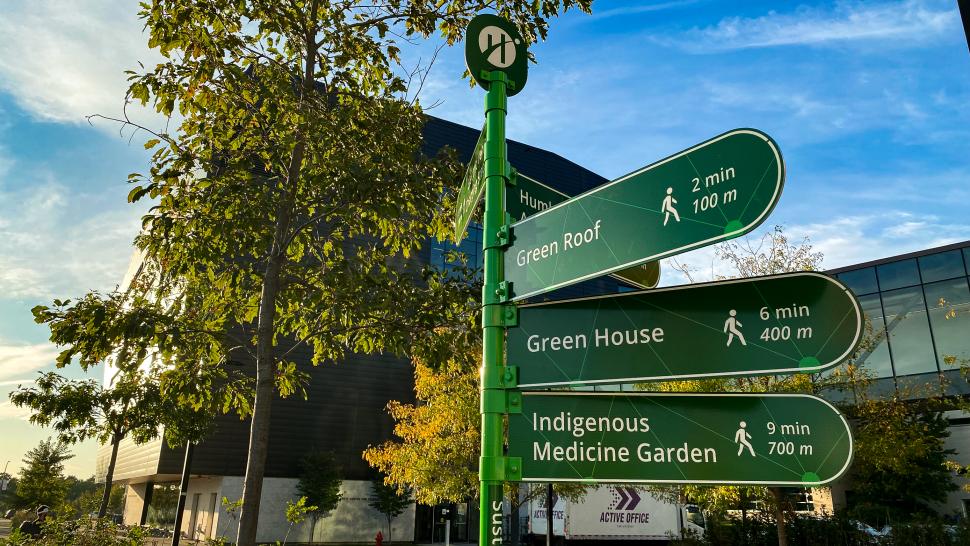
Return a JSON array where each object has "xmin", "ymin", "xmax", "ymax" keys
[
  {"xmin": 182, "ymin": 477, "xmax": 415, "ymax": 543},
  {"xmin": 123, "ymin": 482, "xmax": 150, "ymax": 526}
]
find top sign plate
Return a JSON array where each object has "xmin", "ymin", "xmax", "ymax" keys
[{"xmin": 504, "ymin": 129, "xmax": 784, "ymax": 301}]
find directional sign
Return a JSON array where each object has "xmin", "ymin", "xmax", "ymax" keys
[
  {"xmin": 465, "ymin": 14, "xmax": 528, "ymax": 95},
  {"xmin": 508, "ymin": 272, "xmax": 861, "ymax": 388},
  {"xmin": 508, "ymin": 392, "xmax": 853, "ymax": 485},
  {"xmin": 505, "ymin": 129, "xmax": 784, "ymax": 301},
  {"xmin": 511, "ymin": 172, "xmax": 660, "ymax": 289},
  {"xmin": 454, "ymin": 126, "xmax": 487, "ymax": 241}
]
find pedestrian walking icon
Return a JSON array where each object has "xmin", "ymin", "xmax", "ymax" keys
[
  {"xmin": 661, "ymin": 187, "xmax": 680, "ymax": 226},
  {"xmin": 735, "ymin": 421, "xmax": 755, "ymax": 456},
  {"xmin": 723, "ymin": 309, "xmax": 746, "ymax": 346}
]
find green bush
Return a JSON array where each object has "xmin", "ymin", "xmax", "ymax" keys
[{"xmin": 0, "ymin": 516, "xmax": 146, "ymax": 546}]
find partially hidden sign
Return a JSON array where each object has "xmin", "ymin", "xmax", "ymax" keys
[
  {"xmin": 453, "ymin": 126, "xmax": 487, "ymax": 241},
  {"xmin": 507, "ymin": 392, "xmax": 853, "ymax": 486},
  {"xmin": 505, "ymin": 129, "xmax": 784, "ymax": 301},
  {"xmin": 508, "ymin": 272, "xmax": 862, "ymax": 387},
  {"xmin": 511, "ymin": 172, "xmax": 660, "ymax": 289}
]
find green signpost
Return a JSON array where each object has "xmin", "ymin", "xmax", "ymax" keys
[
  {"xmin": 505, "ymin": 129, "xmax": 784, "ymax": 301},
  {"xmin": 454, "ymin": 127, "xmax": 487, "ymax": 241},
  {"xmin": 461, "ymin": 13, "xmax": 852, "ymax": 545},
  {"xmin": 463, "ymin": 13, "xmax": 529, "ymax": 546},
  {"xmin": 510, "ymin": 172, "xmax": 660, "ymax": 289},
  {"xmin": 508, "ymin": 272, "xmax": 862, "ymax": 387},
  {"xmin": 507, "ymin": 392, "xmax": 853, "ymax": 485}
]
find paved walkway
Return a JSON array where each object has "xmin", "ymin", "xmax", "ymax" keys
[{"xmin": 0, "ymin": 518, "xmax": 11, "ymax": 538}]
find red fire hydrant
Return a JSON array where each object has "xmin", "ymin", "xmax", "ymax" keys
[{"xmin": 375, "ymin": 530, "xmax": 384, "ymax": 546}]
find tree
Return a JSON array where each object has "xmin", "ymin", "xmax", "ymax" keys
[
  {"xmin": 296, "ymin": 451, "xmax": 342, "ymax": 540},
  {"xmin": 364, "ymin": 353, "xmax": 480, "ymax": 505},
  {"xmin": 369, "ymin": 475, "xmax": 413, "ymax": 543},
  {"xmin": 15, "ymin": 439, "xmax": 73, "ymax": 509},
  {"xmin": 81, "ymin": 2, "xmax": 594, "ymax": 543},
  {"xmin": 9, "ymin": 370, "xmax": 190, "ymax": 518},
  {"xmin": 363, "ymin": 341, "xmax": 588, "ymax": 544},
  {"xmin": 846, "ymin": 395, "xmax": 957, "ymax": 527}
]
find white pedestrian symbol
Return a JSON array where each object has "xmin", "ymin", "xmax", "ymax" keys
[
  {"xmin": 735, "ymin": 421, "xmax": 755, "ymax": 457},
  {"xmin": 661, "ymin": 187, "xmax": 680, "ymax": 226},
  {"xmin": 723, "ymin": 309, "xmax": 746, "ymax": 346}
]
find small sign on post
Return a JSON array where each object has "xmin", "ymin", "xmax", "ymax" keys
[
  {"xmin": 453, "ymin": 126, "xmax": 487, "ymax": 241},
  {"xmin": 511, "ymin": 172, "xmax": 661, "ymax": 289}
]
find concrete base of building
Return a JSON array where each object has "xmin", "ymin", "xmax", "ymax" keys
[{"xmin": 123, "ymin": 477, "xmax": 415, "ymax": 543}]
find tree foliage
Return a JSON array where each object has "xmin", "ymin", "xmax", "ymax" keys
[
  {"xmin": 15, "ymin": 439, "xmax": 74, "ymax": 510},
  {"xmin": 296, "ymin": 451, "xmax": 342, "ymax": 516},
  {"xmin": 369, "ymin": 476, "xmax": 413, "ymax": 543},
  {"xmin": 364, "ymin": 353, "xmax": 480, "ymax": 505}
]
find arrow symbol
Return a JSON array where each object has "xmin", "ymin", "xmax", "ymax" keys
[
  {"xmin": 625, "ymin": 488, "xmax": 641, "ymax": 510},
  {"xmin": 615, "ymin": 486, "xmax": 630, "ymax": 510}
]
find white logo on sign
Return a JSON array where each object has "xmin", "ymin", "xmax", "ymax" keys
[{"xmin": 478, "ymin": 26, "xmax": 519, "ymax": 68}]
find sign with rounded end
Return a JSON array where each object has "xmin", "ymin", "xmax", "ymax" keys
[
  {"xmin": 465, "ymin": 14, "xmax": 528, "ymax": 95},
  {"xmin": 508, "ymin": 392, "xmax": 853, "ymax": 486}
]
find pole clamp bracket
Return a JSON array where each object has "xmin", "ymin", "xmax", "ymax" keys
[
  {"xmin": 481, "ymin": 367, "xmax": 520, "ymax": 393},
  {"xmin": 480, "ymin": 456, "xmax": 523, "ymax": 482},
  {"xmin": 480, "ymin": 70, "xmax": 517, "ymax": 92},
  {"xmin": 483, "ymin": 218, "xmax": 513, "ymax": 250},
  {"xmin": 507, "ymin": 165, "xmax": 518, "ymax": 187},
  {"xmin": 482, "ymin": 304, "xmax": 518, "ymax": 328}
]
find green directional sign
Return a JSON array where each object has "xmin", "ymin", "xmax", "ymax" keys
[
  {"xmin": 508, "ymin": 272, "xmax": 861, "ymax": 387},
  {"xmin": 454, "ymin": 126, "xmax": 487, "ymax": 241},
  {"xmin": 465, "ymin": 14, "xmax": 528, "ymax": 95},
  {"xmin": 508, "ymin": 392, "xmax": 853, "ymax": 485},
  {"xmin": 510, "ymin": 172, "xmax": 660, "ymax": 289},
  {"xmin": 505, "ymin": 129, "xmax": 784, "ymax": 301}
]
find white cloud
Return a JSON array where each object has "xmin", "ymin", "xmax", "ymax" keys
[
  {"xmin": 0, "ymin": 1, "xmax": 163, "ymax": 126},
  {"xmin": 588, "ymin": 1, "xmax": 702, "ymax": 20},
  {"xmin": 662, "ymin": 0, "xmax": 959, "ymax": 52},
  {"xmin": 0, "ymin": 400, "xmax": 31, "ymax": 422},
  {"xmin": 0, "ymin": 178, "xmax": 142, "ymax": 299},
  {"xmin": 0, "ymin": 342, "xmax": 58, "ymax": 383}
]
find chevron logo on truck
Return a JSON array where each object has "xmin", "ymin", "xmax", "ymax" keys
[{"xmin": 609, "ymin": 487, "xmax": 642, "ymax": 511}]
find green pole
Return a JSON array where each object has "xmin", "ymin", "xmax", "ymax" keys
[{"xmin": 480, "ymin": 70, "xmax": 508, "ymax": 546}]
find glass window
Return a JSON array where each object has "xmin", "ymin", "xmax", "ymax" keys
[
  {"xmin": 854, "ymin": 294, "xmax": 895, "ymax": 378},
  {"xmin": 877, "ymin": 259, "xmax": 920, "ymax": 291},
  {"xmin": 882, "ymin": 286, "xmax": 938, "ymax": 375},
  {"xmin": 918, "ymin": 250, "xmax": 966, "ymax": 283},
  {"xmin": 924, "ymin": 278, "xmax": 970, "ymax": 370},
  {"xmin": 837, "ymin": 267, "xmax": 879, "ymax": 296}
]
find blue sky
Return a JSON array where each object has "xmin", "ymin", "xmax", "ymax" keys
[{"xmin": 0, "ymin": 0, "xmax": 968, "ymax": 476}]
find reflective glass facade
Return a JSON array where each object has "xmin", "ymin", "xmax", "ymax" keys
[{"xmin": 830, "ymin": 241, "xmax": 970, "ymax": 397}]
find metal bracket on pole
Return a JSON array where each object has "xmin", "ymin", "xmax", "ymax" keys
[
  {"xmin": 482, "ymin": 366, "xmax": 520, "ymax": 393},
  {"xmin": 484, "ymin": 221, "xmax": 512, "ymax": 250},
  {"xmin": 480, "ymin": 455, "xmax": 523, "ymax": 482},
  {"xmin": 507, "ymin": 165, "xmax": 518, "ymax": 186},
  {"xmin": 480, "ymin": 70, "xmax": 517, "ymax": 92},
  {"xmin": 482, "ymin": 303, "xmax": 518, "ymax": 328}
]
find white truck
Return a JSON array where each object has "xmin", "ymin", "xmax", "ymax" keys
[{"xmin": 528, "ymin": 485, "xmax": 705, "ymax": 542}]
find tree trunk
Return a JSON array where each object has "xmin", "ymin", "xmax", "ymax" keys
[
  {"xmin": 769, "ymin": 487, "xmax": 788, "ymax": 546},
  {"xmin": 97, "ymin": 433, "xmax": 121, "ymax": 518},
  {"xmin": 234, "ymin": 27, "xmax": 317, "ymax": 545},
  {"xmin": 387, "ymin": 515, "xmax": 392, "ymax": 543}
]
